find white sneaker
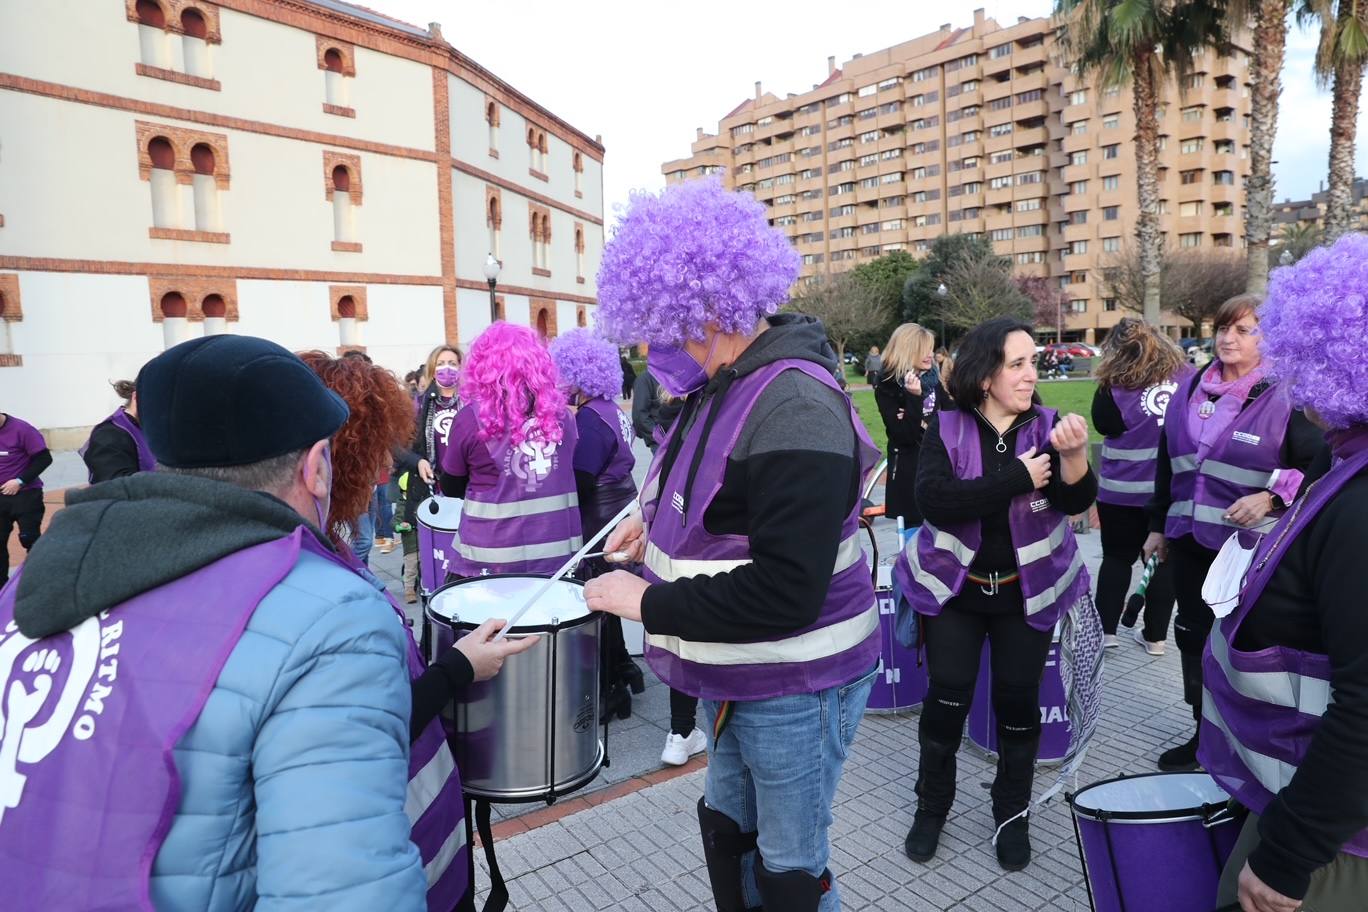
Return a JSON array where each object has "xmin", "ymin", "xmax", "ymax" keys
[
  {"xmin": 661, "ymin": 728, "xmax": 707, "ymax": 766},
  {"xmin": 1133, "ymin": 626, "xmax": 1166, "ymax": 656},
  {"xmin": 1104, "ymin": 634, "xmax": 1120, "ymax": 649}
]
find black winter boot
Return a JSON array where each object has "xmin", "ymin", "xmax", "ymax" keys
[
  {"xmin": 990, "ymin": 731, "xmax": 1039, "ymax": 872},
  {"xmin": 904, "ymin": 733, "xmax": 958, "ymax": 863},
  {"xmin": 1157, "ymin": 653, "xmax": 1203, "ymax": 772}
]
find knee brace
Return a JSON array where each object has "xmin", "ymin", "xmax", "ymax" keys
[
  {"xmin": 697, "ymin": 798, "xmax": 759, "ymax": 912},
  {"xmin": 991, "ymin": 681, "xmax": 1042, "ymax": 742},
  {"xmin": 920, "ymin": 685, "xmax": 973, "ymax": 743},
  {"xmin": 755, "ymin": 863, "xmax": 832, "ymax": 912}
]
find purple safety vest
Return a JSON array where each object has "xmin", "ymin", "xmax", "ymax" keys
[
  {"xmin": 1198, "ymin": 428, "xmax": 1368, "ymax": 859},
  {"xmin": 447, "ymin": 406, "xmax": 584, "ymax": 577},
  {"xmin": 893, "ymin": 408, "xmax": 1091, "ymax": 632},
  {"xmin": 1097, "ymin": 370, "xmax": 1192, "ymax": 507},
  {"xmin": 80, "ymin": 409, "xmax": 157, "ymax": 483},
  {"xmin": 638, "ymin": 360, "xmax": 881, "ymax": 702},
  {"xmin": 577, "ymin": 397, "xmax": 638, "ymax": 539},
  {"xmin": 1163, "ymin": 373, "xmax": 1294, "ymax": 549}
]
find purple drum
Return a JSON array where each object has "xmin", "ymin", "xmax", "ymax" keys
[
  {"xmin": 866, "ymin": 567, "xmax": 927, "ymax": 713},
  {"xmin": 967, "ymin": 622, "xmax": 1070, "ymax": 763},
  {"xmin": 416, "ymin": 495, "xmax": 462, "ymax": 597},
  {"xmin": 1069, "ymin": 772, "xmax": 1242, "ymax": 912}
]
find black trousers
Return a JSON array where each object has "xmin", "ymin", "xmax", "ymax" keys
[
  {"xmin": 670, "ymin": 688, "xmax": 698, "ymax": 737},
  {"xmin": 919, "ymin": 586, "xmax": 1054, "ymax": 744},
  {"xmin": 1169, "ymin": 534, "xmax": 1219, "ymax": 714},
  {"xmin": 0, "ymin": 488, "xmax": 44, "ymax": 586},
  {"xmin": 1095, "ymin": 501, "xmax": 1177, "ymax": 641}
]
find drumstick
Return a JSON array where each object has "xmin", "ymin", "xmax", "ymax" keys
[{"xmin": 493, "ymin": 498, "xmax": 641, "ymax": 641}]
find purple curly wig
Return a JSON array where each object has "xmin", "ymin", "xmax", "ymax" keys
[
  {"xmin": 460, "ymin": 322, "xmax": 566, "ymax": 446},
  {"xmin": 595, "ymin": 178, "xmax": 802, "ymax": 346},
  {"xmin": 1261, "ymin": 233, "xmax": 1368, "ymax": 430},
  {"xmin": 548, "ymin": 328, "xmax": 621, "ymax": 400}
]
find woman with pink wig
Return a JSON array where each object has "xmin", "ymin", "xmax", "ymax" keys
[{"xmin": 437, "ymin": 322, "xmax": 583, "ymax": 577}]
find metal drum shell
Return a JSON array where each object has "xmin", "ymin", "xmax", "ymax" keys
[{"xmin": 426, "ymin": 575, "xmax": 603, "ymax": 803}]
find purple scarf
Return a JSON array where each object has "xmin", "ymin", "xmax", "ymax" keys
[{"xmin": 1188, "ymin": 360, "xmax": 1267, "ymax": 462}]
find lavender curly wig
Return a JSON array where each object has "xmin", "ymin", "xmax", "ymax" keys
[
  {"xmin": 595, "ymin": 178, "xmax": 802, "ymax": 346},
  {"xmin": 1260, "ymin": 233, "xmax": 1368, "ymax": 429},
  {"xmin": 460, "ymin": 322, "xmax": 566, "ymax": 446},
  {"xmin": 548, "ymin": 328, "xmax": 621, "ymax": 400}
]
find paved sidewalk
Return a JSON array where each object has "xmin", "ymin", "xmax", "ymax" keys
[{"xmin": 466, "ymin": 524, "xmax": 1197, "ymax": 911}]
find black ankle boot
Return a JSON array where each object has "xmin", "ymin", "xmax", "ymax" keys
[
  {"xmin": 994, "ymin": 814, "xmax": 1031, "ymax": 871},
  {"xmin": 600, "ymin": 683, "xmax": 631, "ymax": 723},
  {"xmin": 904, "ymin": 811, "xmax": 946, "ymax": 863},
  {"xmin": 1157, "ymin": 732, "xmax": 1200, "ymax": 771},
  {"xmin": 619, "ymin": 659, "xmax": 645, "ymax": 695}
]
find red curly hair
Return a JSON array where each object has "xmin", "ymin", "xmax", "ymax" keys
[{"xmin": 297, "ymin": 350, "xmax": 415, "ymax": 550}]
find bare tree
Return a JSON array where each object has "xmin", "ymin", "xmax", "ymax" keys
[
  {"xmin": 788, "ymin": 271, "xmax": 888, "ymax": 367},
  {"xmin": 1098, "ymin": 242, "xmax": 1246, "ymax": 330},
  {"xmin": 937, "ymin": 250, "xmax": 1032, "ymax": 332},
  {"xmin": 1015, "ymin": 274, "xmax": 1068, "ymax": 342}
]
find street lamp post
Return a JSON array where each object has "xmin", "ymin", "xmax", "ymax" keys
[
  {"xmin": 483, "ymin": 253, "xmax": 502, "ymax": 324},
  {"xmin": 936, "ymin": 282, "xmax": 947, "ymax": 345}
]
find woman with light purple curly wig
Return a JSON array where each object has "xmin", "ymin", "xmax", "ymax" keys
[
  {"xmin": 437, "ymin": 321, "xmax": 583, "ymax": 577},
  {"xmin": 1204, "ymin": 233, "xmax": 1368, "ymax": 912},
  {"xmin": 548, "ymin": 328, "xmax": 623, "ymax": 401}
]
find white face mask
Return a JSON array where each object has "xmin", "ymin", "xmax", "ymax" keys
[{"xmin": 1201, "ymin": 530, "xmax": 1260, "ymax": 619}]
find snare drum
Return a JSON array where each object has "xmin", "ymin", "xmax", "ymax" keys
[
  {"xmin": 866, "ymin": 564, "xmax": 928, "ymax": 713},
  {"xmin": 426, "ymin": 574, "xmax": 604, "ymax": 803},
  {"xmin": 1069, "ymin": 772, "xmax": 1243, "ymax": 912},
  {"xmin": 416, "ymin": 495, "xmax": 462, "ymax": 596},
  {"xmin": 967, "ymin": 620, "xmax": 1070, "ymax": 763}
]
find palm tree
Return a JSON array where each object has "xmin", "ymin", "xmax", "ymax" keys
[
  {"xmin": 1302, "ymin": 0, "xmax": 1368, "ymax": 241},
  {"xmin": 1233, "ymin": 1, "xmax": 1292, "ymax": 295},
  {"xmin": 1273, "ymin": 219, "xmax": 1324, "ymax": 261},
  {"xmin": 1054, "ymin": 1, "xmax": 1229, "ymax": 325}
]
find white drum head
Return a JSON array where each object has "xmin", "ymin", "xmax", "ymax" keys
[
  {"xmin": 418, "ymin": 496, "xmax": 463, "ymax": 532},
  {"xmin": 430, "ymin": 575, "xmax": 589, "ymax": 629},
  {"xmin": 1073, "ymin": 773, "xmax": 1230, "ymax": 819}
]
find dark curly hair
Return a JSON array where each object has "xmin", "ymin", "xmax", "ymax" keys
[{"xmin": 297, "ymin": 351, "xmax": 414, "ymax": 550}]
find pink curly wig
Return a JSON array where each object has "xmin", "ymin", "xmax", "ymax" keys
[{"xmin": 460, "ymin": 322, "xmax": 566, "ymax": 446}]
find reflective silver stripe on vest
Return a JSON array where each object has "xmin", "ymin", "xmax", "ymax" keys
[
  {"xmin": 1209, "ymin": 631, "xmax": 1331, "ymax": 716},
  {"xmin": 1102, "ymin": 444, "xmax": 1158, "ymax": 461},
  {"xmin": 1098, "ymin": 476, "xmax": 1156, "ymax": 495},
  {"xmin": 1023, "ymin": 547, "xmax": 1085, "ymax": 616},
  {"xmin": 405, "ymin": 744, "xmax": 455, "ymax": 824},
  {"xmin": 462, "ymin": 492, "xmax": 577, "ymax": 520},
  {"xmin": 1171, "ymin": 454, "xmax": 1199, "ymax": 473},
  {"xmin": 1016, "ymin": 517, "xmax": 1070, "ymax": 566},
  {"xmin": 1169, "ymin": 500, "xmax": 1195, "ymax": 519},
  {"xmin": 907, "ymin": 537, "xmax": 956, "ymax": 604},
  {"xmin": 425, "ymin": 815, "xmax": 468, "ymax": 887},
  {"xmin": 457, "ymin": 536, "xmax": 584, "ymax": 563},
  {"xmin": 645, "ymin": 532, "xmax": 863, "ymax": 583},
  {"xmin": 646, "ymin": 601, "xmax": 879, "ymax": 666},
  {"xmin": 919, "ymin": 521, "xmax": 977, "ymax": 566},
  {"xmin": 1202, "ymin": 688, "xmax": 1299, "ymax": 794},
  {"xmin": 1192, "ymin": 504, "xmax": 1278, "ymax": 533},
  {"xmin": 1201, "ymin": 460, "xmax": 1276, "ymax": 490}
]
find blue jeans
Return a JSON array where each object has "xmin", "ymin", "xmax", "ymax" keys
[
  {"xmin": 375, "ymin": 484, "xmax": 394, "ymax": 539},
  {"xmin": 352, "ymin": 508, "xmax": 375, "ymax": 566},
  {"xmin": 702, "ymin": 665, "xmax": 876, "ymax": 911}
]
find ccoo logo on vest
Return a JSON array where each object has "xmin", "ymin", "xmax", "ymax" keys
[
  {"xmin": 0, "ymin": 614, "xmax": 122, "ymax": 825},
  {"xmin": 506, "ymin": 418, "xmax": 560, "ymax": 492},
  {"xmin": 615, "ymin": 409, "xmax": 633, "ymax": 445},
  {"xmin": 1141, "ymin": 380, "xmax": 1180, "ymax": 426}
]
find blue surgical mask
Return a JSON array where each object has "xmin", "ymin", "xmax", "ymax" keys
[{"xmin": 648, "ymin": 334, "xmax": 719, "ymax": 398}]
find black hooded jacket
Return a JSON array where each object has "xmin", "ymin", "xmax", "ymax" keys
[{"xmin": 639, "ymin": 314, "xmax": 863, "ymax": 643}]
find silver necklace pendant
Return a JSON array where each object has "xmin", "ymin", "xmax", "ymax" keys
[
  {"xmin": 996, "ymin": 438, "xmax": 1008, "ymax": 453},
  {"xmin": 1198, "ymin": 400, "xmax": 1217, "ymax": 419}
]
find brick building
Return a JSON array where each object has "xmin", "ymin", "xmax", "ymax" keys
[
  {"xmin": 0, "ymin": 0, "xmax": 604, "ymax": 439},
  {"xmin": 662, "ymin": 9, "xmax": 1252, "ymax": 343}
]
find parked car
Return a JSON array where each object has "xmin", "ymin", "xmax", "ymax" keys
[{"xmin": 1043, "ymin": 341, "xmax": 1101, "ymax": 359}]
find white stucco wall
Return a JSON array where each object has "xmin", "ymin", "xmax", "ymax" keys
[
  {"xmin": 0, "ymin": 2, "xmax": 435, "ymax": 153},
  {"xmin": 0, "ymin": 93, "xmax": 441, "ymax": 275}
]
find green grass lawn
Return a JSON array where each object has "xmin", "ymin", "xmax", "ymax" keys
[{"xmin": 852, "ymin": 378, "xmax": 1099, "ymax": 456}]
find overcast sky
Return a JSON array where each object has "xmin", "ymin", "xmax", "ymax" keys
[{"xmin": 376, "ymin": 0, "xmax": 1367, "ymax": 225}]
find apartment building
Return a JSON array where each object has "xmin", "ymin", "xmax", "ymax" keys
[
  {"xmin": 1273, "ymin": 177, "xmax": 1368, "ymax": 234},
  {"xmin": 0, "ymin": 0, "xmax": 604, "ymax": 438},
  {"xmin": 662, "ymin": 8, "xmax": 1252, "ymax": 342}
]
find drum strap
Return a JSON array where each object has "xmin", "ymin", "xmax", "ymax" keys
[{"xmin": 475, "ymin": 798, "xmax": 509, "ymax": 912}]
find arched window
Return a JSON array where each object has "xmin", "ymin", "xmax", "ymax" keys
[
  {"xmin": 576, "ymin": 307, "xmax": 587, "ymax": 328},
  {"xmin": 148, "ymin": 136, "xmax": 179, "ymax": 229},
  {"xmin": 160, "ymin": 291, "xmax": 190, "ymax": 349},
  {"xmin": 487, "ymin": 195, "xmax": 501, "ymax": 259},
  {"xmin": 486, "ymin": 101, "xmax": 499, "ymax": 153},
  {"xmin": 573, "ymin": 151, "xmax": 583, "ymax": 195},
  {"xmin": 201, "ymin": 293, "xmax": 227, "ymax": 335},
  {"xmin": 0, "ymin": 290, "xmax": 11, "ymax": 358},
  {"xmin": 332, "ymin": 164, "xmax": 354, "ymax": 244},
  {"xmin": 323, "ymin": 48, "xmax": 344, "ymax": 72},
  {"xmin": 181, "ymin": 8, "xmax": 210, "ymax": 77},
  {"xmin": 528, "ymin": 128, "xmax": 537, "ymax": 169},
  {"xmin": 190, "ymin": 143, "xmax": 219, "ymax": 231},
  {"xmin": 336, "ymin": 294, "xmax": 360, "ymax": 346},
  {"xmin": 322, "ymin": 47, "xmax": 348, "ymax": 107},
  {"xmin": 135, "ymin": 0, "xmax": 170, "ymax": 68},
  {"xmin": 575, "ymin": 225, "xmax": 585, "ymax": 280},
  {"xmin": 535, "ymin": 307, "xmax": 549, "ymax": 339}
]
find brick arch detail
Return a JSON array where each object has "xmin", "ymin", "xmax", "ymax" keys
[
  {"xmin": 576, "ymin": 305, "xmax": 587, "ymax": 327},
  {"xmin": 135, "ymin": 121, "xmax": 230, "ymax": 188},
  {"xmin": 0, "ymin": 274, "xmax": 22, "ymax": 322},
  {"xmin": 315, "ymin": 35, "xmax": 357, "ymax": 76},
  {"xmin": 148, "ymin": 275, "xmax": 239, "ymax": 322},
  {"xmin": 485, "ymin": 185, "xmax": 503, "ymax": 228},
  {"xmin": 328, "ymin": 285, "xmax": 369, "ymax": 321},
  {"xmin": 323, "ymin": 151, "xmax": 363, "ymax": 204},
  {"xmin": 530, "ymin": 299, "xmax": 558, "ymax": 338},
  {"xmin": 574, "ymin": 221, "xmax": 585, "ymax": 253},
  {"xmin": 528, "ymin": 204, "xmax": 551, "ymax": 241},
  {"xmin": 125, "ymin": 0, "xmax": 222, "ymax": 42},
  {"xmin": 484, "ymin": 97, "xmax": 500, "ymax": 126}
]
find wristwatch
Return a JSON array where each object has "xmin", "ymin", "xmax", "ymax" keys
[{"xmin": 1268, "ymin": 491, "xmax": 1286, "ymax": 511}]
